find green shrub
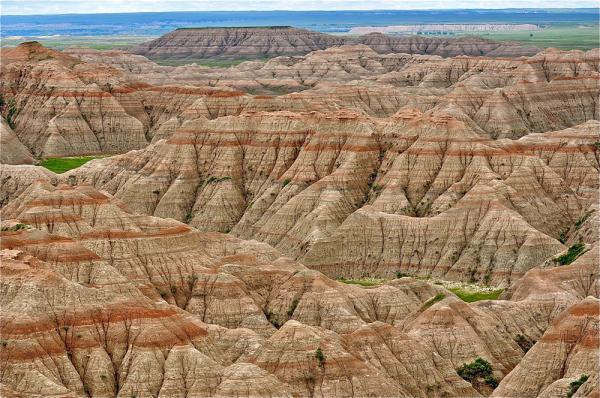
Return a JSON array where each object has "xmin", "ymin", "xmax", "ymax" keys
[
  {"xmin": 457, "ymin": 357, "xmax": 497, "ymax": 389},
  {"xmin": 395, "ymin": 271, "xmax": 410, "ymax": 278},
  {"xmin": 1, "ymin": 223, "xmax": 28, "ymax": 232},
  {"xmin": 484, "ymin": 375, "xmax": 498, "ymax": 389},
  {"xmin": 282, "ymin": 178, "xmax": 291, "ymax": 187},
  {"xmin": 371, "ymin": 183, "xmax": 384, "ymax": 192},
  {"xmin": 567, "ymin": 374, "xmax": 589, "ymax": 398},
  {"xmin": 554, "ymin": 243, "xmax": 586, "ymax": 265},
  {"xmin": 315, "ymin": 348, "xmax": 325, "ymax": 368}
]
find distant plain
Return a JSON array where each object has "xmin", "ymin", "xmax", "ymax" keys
[{"xmin": 2, "ymin": 9, "xmax": 598, "ymax": 54}]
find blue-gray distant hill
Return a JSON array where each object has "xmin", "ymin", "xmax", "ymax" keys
[{"xmin": 2, "ymin": 9, "xmax": 598, "ymax": 36}]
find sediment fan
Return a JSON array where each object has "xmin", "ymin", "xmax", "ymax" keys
[{"xmin": 0, "ymin": 36, "xmax": 598, "ymax": 398}]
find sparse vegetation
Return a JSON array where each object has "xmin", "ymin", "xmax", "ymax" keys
[
  {"xmin": 457, "ymin": 357, "xmax": 498, "ymax": 389},
  {"xmin": 1, "ymin": 223, "xmax": 28, "ymax": 232},
  {"xmin": 515, "ymin": 334, "xmax": 535, "ymax": 353},
  {"xmin": 554, "ymin": 243, "xmax": 587, "ymax": 265},
  {"xmin": 575, "ymin": 211, "xmax": 594, "ymax": 229},
  {"xmin": 266, "ymin": 311, "xmax": 281, "ymax": 328},
  {"xmin": 371, "ymin": 183, "xmax": 384, "ymax": 192},
  {"xmin": 336, "ymin": 277, "xmax": 387, "ymax": 287},
  {"xmin": 449, "ymin": 287, "xmax": 504, "ymax": 302},
  {"xmin": 558, "ymin": 230, "xmax": 568, "ymax": 244},
  {"xmin": 6, "ymin": 98, "xmax": 18, "ymax": 129},
  {"xmin": 282, "ymin": 178, "xmax": 292, "ymax": 187},
  {"xmin": 206, "ymin": 176, "xmax": 232, "ymax": 183},
  {"xmin": 41, "ymin": 156, "xmax": 105, "ymax": 173},
  {"xmin": 315, "ymin": 347, "xmax": 325, "ymax": 368},
  {"xmin": 454, "ymin": 24, "xmax": 599, "ymax": 51},
  {"xmin": 287, "ymin": 299, "xmax": 299, "ymax": 317},
  {"xmin": 395, "ymin": 271, "xmax": 410, "ymax": 278},
  {"xmin": 422, "ymin": 293, "xmax": 445, "ymax": 309},
  {"xmin": 567, "ymin": 374, "xmax": 589, "ymax": 398}
]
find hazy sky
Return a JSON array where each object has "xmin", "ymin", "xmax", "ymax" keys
[{"xmin": 2, "ymin": 0, "xmax": 598, "ymax": 15}]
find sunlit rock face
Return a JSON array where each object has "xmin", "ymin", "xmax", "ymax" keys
[{"xmin": 0, "ymin": 39, "xmax": 598, "ymax": 398}]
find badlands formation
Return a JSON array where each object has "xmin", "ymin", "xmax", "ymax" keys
[
  {"xmin": 130, "ymin": 27, "xmax": 541, "ymax": 60},
  {"xmin": 0, "ymin": 34, "xmax": 599, "ymax": 398}
]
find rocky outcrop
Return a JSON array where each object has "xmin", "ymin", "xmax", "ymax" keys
[
  {"xmin": 491, "ymin": 297, "xmax": 599, "ymax": 397},
  {"xmin": 61, "ymin": 111, "xmax": 599, "ymax": 285},
  {"xmin": 0, "ymin": 118, "xmax": 34, "ymax": 164},
  {"xmin": 0, "ymin": 42, "xmax": 250, "ymax": 157},
  {"xmin": 3, "ymin": 43, "xmax": 597, "ymax": 159},
  {"xmin": 130, "ymin": 27, "xmax": 540, "ymax": 60},
  {"xmin": 0, "ymin": 164, "xmax": 56, "ymax": 207},
  {"xmin": 131, "ymin": 27, "xmax": 345, "ymax": 60},
  {"xmin": 0, "ymin": 181, "xmax": 489, "ymax": 397},
  {"xmin": 1, "ymin": 172, "xmax": 598, "ymax": 398},
  {"xmin": 1, "ymin": 38, "xmax": 598, "ymax": 398}
]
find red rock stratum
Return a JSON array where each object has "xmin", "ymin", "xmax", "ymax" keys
[{"xmin": 0, "ymin": 40, "xmax": 598, "ymax": 398}]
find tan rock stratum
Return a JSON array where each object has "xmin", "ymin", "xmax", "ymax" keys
[{"xmin": 0, "ymin": 38, "xmax": 598, "ymax": 398}]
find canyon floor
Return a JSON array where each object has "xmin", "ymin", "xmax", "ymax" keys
[{"xmin": 0, "ymin": 29, "xmax": 599, "ymax": 398}]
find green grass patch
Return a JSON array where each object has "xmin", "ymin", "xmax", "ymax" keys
[
  {"xmin": 454, "ymin": 24, "xmax": 600, "ymax": 51},
  {"xmin": 336, "ymin": 277, "xmax": 387, "ymax": 288},
  {"xmin": 41, "ymin": 156, "xmax": 104, "ymax": 173},
  {"xmin": 2, "ymin": 35, "xmax": 153, "ymax": 51},
  {"xmin": 449, "ymin": 287, "xmax": 504, "ymax": 302},
  {"xmin": 422, "ymin": 293, "xmax": 446, "ymax": 310},
  {"xmin": 554, "ymin": 242, "xmax": 587, "ymax": 265}
]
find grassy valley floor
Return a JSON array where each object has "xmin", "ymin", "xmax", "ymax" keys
[{"xmin": 41, "ymin": 156, "xmax": 106, "ymax": 173}]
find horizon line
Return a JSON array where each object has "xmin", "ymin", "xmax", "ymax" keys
[{"xmin": 3, "ymin": 7, "xmax": 599, "ymax": 17}]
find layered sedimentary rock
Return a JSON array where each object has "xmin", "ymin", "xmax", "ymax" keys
[
  {"xmin": 0, "ymin": 181, "xmax": 488, "ymax": 397},
  {"xmin": 1, "ymin": 172, "xmax": 598, "ymax": 398},
  {"xmin": 0, "ymin": 164, "xmax": 57, "ymax": 207},
  {"xmin": 131, "ymin": 27, "xmax": 345, "ymax": 60},
  {"xmin": 130, "ymin": 27, "xmax": 540, "ymax": 60},
  {"xmin": 3, "ymin": 43, "xmax": 597, "ymax": 158},
  {"xmin": 2, "ymin": 37, "xmax": 599, "ymax": 398},
  {"xmin": 0, "ymin": 42, "xmax": 251, "ymax": 157},
  {"xmin": 0, "ymin": 42, "xmax": 147, "ymax": 157},
  {"xmin": 491, "ymin": 297, "xmax": 599, "ymax": 397},
  {"xmin": 67, "ymin": 45, "xmax": 600, "ymax": 137},
  {"xmin": 63, "ymin": 110, "xmax": 599, "ymax": 285},
  {"xmin": 0, "ymin": 118, "xmax": 34, "ymax": 164}
]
